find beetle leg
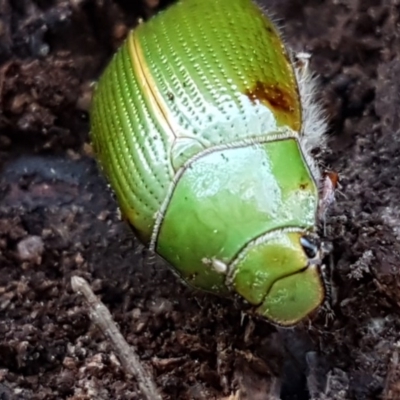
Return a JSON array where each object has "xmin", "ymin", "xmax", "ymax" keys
[
  {"xmin": 318, "ymin": 171, "xmax": 339, "ymax": 229},
  {"xmin": 319, "ymin": 249, "xmax": 337, "ymax": 326},
  {"xmin": 294, "ymin": 51, "xmax": 312, "ymax": 76}
]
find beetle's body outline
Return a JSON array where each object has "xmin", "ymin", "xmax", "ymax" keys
[{"xmin": 90, "ymin": 0, "xmax": 332, "ymax": 326}]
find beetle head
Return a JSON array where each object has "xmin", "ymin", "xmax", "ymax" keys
[{"xmin": 229, "ymin": 229, "xmax": 327, "ymax": 326}]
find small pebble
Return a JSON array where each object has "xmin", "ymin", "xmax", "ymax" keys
[{"xmin": 17, "ymin": 236, "xmax": 44, "ymax": 264}]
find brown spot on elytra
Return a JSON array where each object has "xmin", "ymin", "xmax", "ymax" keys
[
  {"xmin": 264, "ymin": 25, "xmax": 274, "ymax": 34},
  {"xmin": 245, "ymin": 81, "xmax": 296, "ymax": 114},
  {"xmin": 262, "ymin": 19, "xmax": 277, "ymax": 38},
  {"xmin": 299, "ymin": 182, "xmax": 309, "ymax": 190}
]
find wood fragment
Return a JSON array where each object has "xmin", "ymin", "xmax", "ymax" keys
[{"xmin": 71, "ymin": 276, "xmax": 163, "ymax": 400}]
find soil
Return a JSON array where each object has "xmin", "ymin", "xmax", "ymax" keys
[{"xmin": 0, "ymin": 0, "xmax": 399, "ymax": 399}]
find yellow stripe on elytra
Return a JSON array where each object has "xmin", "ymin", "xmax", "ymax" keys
[{"xmin": 128, "ymin": 32, "xmax": 177, "ymax": 139}]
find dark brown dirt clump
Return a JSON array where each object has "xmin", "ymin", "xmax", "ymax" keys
[{"xmin": 0, "ymin": 0, "xmax": 399, "ymax": 399}]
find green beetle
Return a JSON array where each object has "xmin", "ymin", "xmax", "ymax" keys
[{"xmin": 90, "ymin": 0, "xmax": 334, "ymax": 326}]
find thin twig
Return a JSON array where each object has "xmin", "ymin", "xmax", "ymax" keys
[
  {"xmin": 382, "ymin": 343, "xmax": 400, "ymax": 400},
  {"xmin": 71, "ymin": 276, "xmax": 162, "ymax": 400}
]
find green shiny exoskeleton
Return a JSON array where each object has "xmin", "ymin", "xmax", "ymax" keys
[{"xmin": 90, "ymin": 0, "xmax": 330, "ymax": 326}]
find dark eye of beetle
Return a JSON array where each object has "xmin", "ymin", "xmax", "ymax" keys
[{"xmin": 300, "ymin": 236, "xmax": 319, "ymax": 259}]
